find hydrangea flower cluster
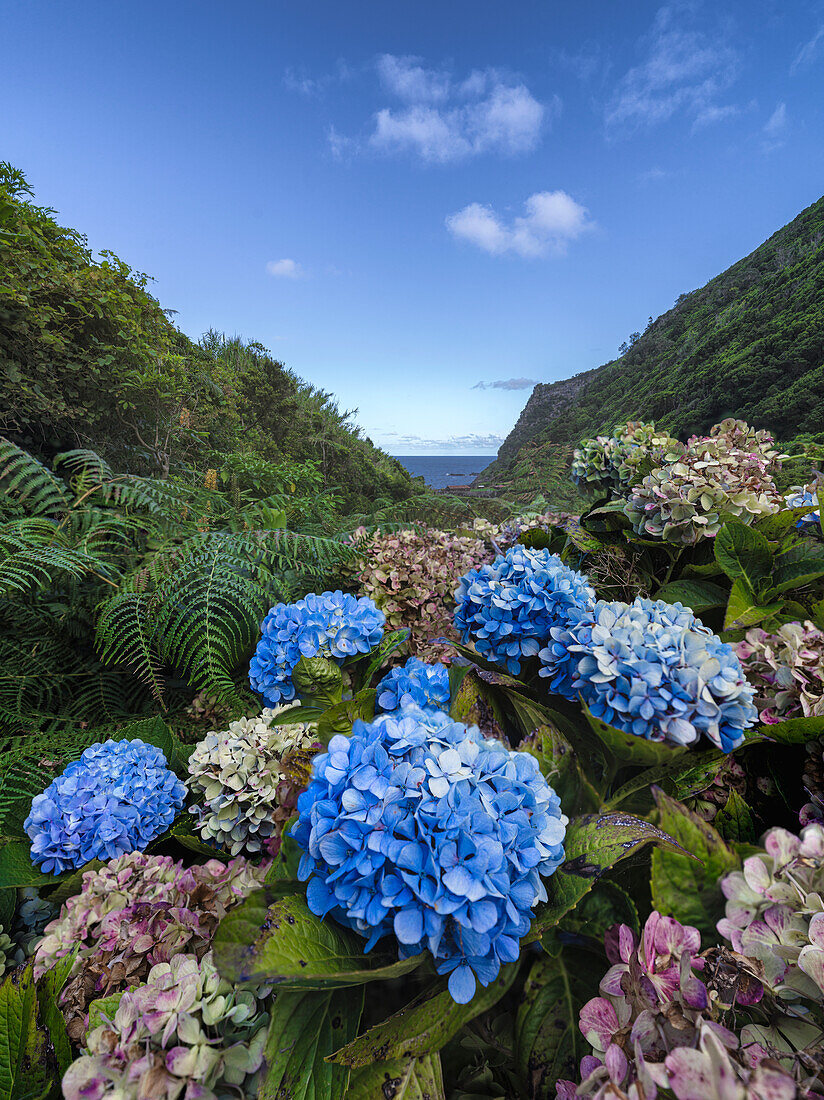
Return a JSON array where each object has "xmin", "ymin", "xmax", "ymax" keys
[
  {"xmin": 34, "ymin": 851, "xmax": 263, "ymax": 1041},
  {"xmin": 293, "ymin": 706, "xmax": 567, "ymax": 1004},
  {"xmin": 351, "ymin": 526, "xmax": 493, "ymax": 662},
  {"xmin": 249, "ymin": 590, "xmax": 385, "ymax": 705},
  {"xmin": 736, "ymin": 621, "xmax": 824, "ymax": 724},
  {"xmin": 623, "ymin": 433, "xmax": 783, "ymax": 545},
  {"xmin": 493, "ymin": 511, "xmax": 570, "ymax": 550},
  {"xmin": 454, "ymin": 546, "xmax": 595, "ymax": 677},
  {"xmin": 555, "ymin": 911, "xmax": 797, "ymax": 1100},
  {"xmin": 62, "ymin": 951, "xmax": 270, "ymax": 1100},
  {"xmin": 786, "ymin": 485, "xmax": 821, "ymax": 533},
  {"xmin": 572, "ymin": 421, "xmax": 683, "ymax": 496},
  {"xmin": 552, "ymin": 597, "xmax": 757, "ymax": 751},
  {"xmin": 24, "ymin": 739, "xmax": 186, "ymax": 873},
  {"xmin": 376, "ymin": 657, "xmax": 450, "ymax": 714},
  {"xmin": 718, "ymin": 824, "xmax": 824, "ymax": 1004},
  {"xmin": 187, "ymin": 705, "xmax": 320, "ymax": 856},
  {"xmin": 703, "ymin": 418, "xmax": 784, "ymax": 471}
]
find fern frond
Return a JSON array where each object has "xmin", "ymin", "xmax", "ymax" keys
[
  {"xmin": 0, "ymin": 436, "xmax": 71, "ymax": 515},
  {"xmin": 95, "ymin": 591, "xmax": 166, "ymax": 701},
  {"xmin": 53, "ymin": 448, "xmax": 114, "ymax": 491}
]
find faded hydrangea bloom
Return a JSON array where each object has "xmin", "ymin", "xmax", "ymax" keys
[
  {"xmin": 34, "ymin": 851, "xmax": 263, "ymax": 1041},
  {"xmin": 572, "ymin": 421, "xmax": 683, "ymax": 496},
  {"xmin": 352, "ymin": 525, "xmax": 493, "ymax": 662},
  {"xmin": 557, "ymin": 597, "xmax": 757, "ymax": 751},
  {"xmin": 555, "ymin": 911, "xmax": 797, "ymax": 1100},
  {"xmin": 249, "ymin": 590, "xmax": 385, "ymax": 705},
  {"xmin": 718, "ymin": 824, "xmax": 824, "ymax": 1004},
  {"xmin": 62, "ymin": 951, "xmax": 270, "ymax": 1100},
  {"xmin": 736, "ymin": 621, "xmax": 824, "ymax": 724},
  {"xmin": 187, "ymin": 705, "xmax": 320, "ymax": 856},
  {"xmin": 454, "ymin": 546, "xmax": 595, "ymax": 680},
  {"xmin": 294, "ymin": 706, "xmax": 567, "ymax": 1004},
  {"xmin": 24, "ymin": 739, "xmax": 186, "ymax": 873}
]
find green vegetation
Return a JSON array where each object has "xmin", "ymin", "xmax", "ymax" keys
[{"xmin": 486, "ymin": 192, "xmax": 824, "ymax": 492}]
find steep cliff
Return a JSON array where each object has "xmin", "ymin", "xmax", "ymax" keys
[{"xmin": 481, "ymin": 193, "xmax": 824, "ymax": 487}]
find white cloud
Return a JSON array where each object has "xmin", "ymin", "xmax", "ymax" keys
[
  {"xmin": 791, "ymin": 25, "xmax": 824, "ymax": 73},
  {"xmin": 283, "ymin": 60, "xmax": 352, "ymax": 98},
  {"xmin": 387, "ymin": 432, "xmax": 504, "ymax": 451},
  {"xmin": 340, "ymin": 56, "xmax": 552, "ymax": 163},
  {"xmin": 472, "ymin": 378, "xmax": 538, "ymax": 390},
  {"xmin": 266, "ymin": 259, "xmax": 304, "ymax": 278},
  {"xmin": 606, "ymin": 3, "xmax": 740, "ymax": 134},
  {"xmin": 376, "ymin": 54, "xmax": 450, "ymax": 102},
  {"xmin": 446, "ymin": 190, "xmax": 593, "ymax": 258},
  {"xmin": 762, "ymin": 101, "xmax": 788, "ymax": 152}
]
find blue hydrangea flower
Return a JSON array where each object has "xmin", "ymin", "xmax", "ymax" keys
[
  {"xmin": 249, "ymin": 590, "xmax": 385, "ymax": 705},
  {"xmin": 24, "ymin": 740, "xmax": 186, "ymax": 874},
  {"xmin": 559, "ymin": 598, "xmax": 758, "ymax": 751},
  {"xmin": 454, "ymin": 547, "xmax": 595, "ymax": 677},
  {"xmin": 785, "ymin": 487, "xmax": 821, "ymax": 533},
  {"xmin": 376, "ymin": 658, "xmax": 450, "ymax": 714},
  {"xmin": 293, "ymin": 707, "xmax": 567, "ymax": 1004}
]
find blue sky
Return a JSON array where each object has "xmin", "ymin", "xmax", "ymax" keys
[{"xmin": 3, "ymin": 0, "xmax": 823, "ymax": 454}]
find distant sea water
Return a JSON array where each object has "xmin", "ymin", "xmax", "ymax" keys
[{"xmin": 393, "ymin": 455, "xmax": 495, "ymax": 490}]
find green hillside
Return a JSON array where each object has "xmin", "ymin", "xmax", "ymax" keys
[{"xmin": 482, "ymin": 193, "xmax": 824, "ymax": 491}]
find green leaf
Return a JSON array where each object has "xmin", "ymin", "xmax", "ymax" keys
[
  {"xmin": 723, "ymin": 578, "xmax": 782, "ymax": 631},
  {"xmin": 37, "ymin": 947, "xmax": 78, "ymax": 1076},
  {"xmin": 650, "ymin": 787, "xmax": 740, "ymax": 940},
  {"xmin": 0, "ymin": 962, "xmax": 58, "ymax": 1100},
  {"xmin": 0, "ymin": 842, "xmax": 62, "ymax": 890},
  {"xmin": 654, "ymin": 578, "xmax": 730, "ymax": 612},
  {"xmin": 212, "ymin": 890, "xmax": 424, "ymax": 989},
  {"xmin": 558, "ymin": 881, "xmax": 639, "ymax": 943},
  {"xmin": 346, "ymin": 1053, "xmax": 445, "ymax": 1100},
  {"xmin": 582, "ymin": 703, "xmax": 688, "ymax": 766},
  {"xmin": 268, "ymin": 705, "xmax": 326, "ymax": 726},
  {"xmin": 448, "ymin": 669, "xmax": 509, "ymax": 742},
  {"xmin": 521, "ymin": 725, "xmax": 601, "ymax": 815},
  {"xmin": 753, "ymin": 508, "xmax": 813, "ymax": 540},
  {"xmin": 530, "ymin": 812, "xmax": 691, "ymax": 939},
  {"xmin": 293, "ymin": 657, "xmax": 344, "ymax": 709},
  {"xmin": 714, "ymin": 522, "xmax": 773, "ymax": 588},
  {"xmin": 329, "ymin": 963, "xmax": 519, "ymax": 1068},
  {"xmin": 157, "ymin": 815, "xmax": 223, "ymax": 859},
  {"xmin": 757, "ymin": 715, "xmax": 824, "ymax": 743},
  {"xmin": 358, "ymin": 629, "xmax": 411, "ymax": 689},
  {"xmin": 317, "ymin": 689, "xmax": 376, "ymax": 745},
  {"xmin": 515, "ymin": 947, "xmax": 599, "ymax": 1097},
  {"xmin": 605, "ymin": 748, "xmax": 725, "ymax": 812},
  {"xmin": 86, "ymin": 993, "xmax": 124, "ymax": 1038},
  {"xmin": 771, "ymin": 554, "xmax": 824, "ymax": 594},
  {"xmin": 714, "ymin": 789, "xmax": 755, "ymax": 844},
  {"xmin": 259, "ymin": 986, "xmax": 363, "ymax": 1100}
]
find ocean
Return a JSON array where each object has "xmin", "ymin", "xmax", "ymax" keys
[{"xmin": 394, "ymin": 455, "xmax": 495, "ymax": 490}]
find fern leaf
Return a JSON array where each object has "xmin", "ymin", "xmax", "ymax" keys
[{"xmin": 0, "ymin": 436, "xmax": 71, "ymax": 515}]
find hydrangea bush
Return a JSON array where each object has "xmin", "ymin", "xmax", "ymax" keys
[
  {"xmin": 554, "ymin": 597, "xmax": 758, "ymax": 750},
  {"xmin": 736, "ymin": 620, "xmax": 824, "ymax": 723},
  {"xmin": 555, "ymin": 911, "xmax": 797, "ymax": 1100},
  {"xmin": 24, "ymin": 739, "xmax": 186, "ymax": 873},
  {"xmin": 375, "ymin": 656, "xmax": 450, "ymax": 713},
  {"xmin": 454, "ymin": 546, "xmax": 595, "ymax": 677},
  {"xmin": 62, "ymin": 951, "xmax": 270, "ymax": 1100},
  {"xmin": 718, "ymin": 823, "xmax": 824, "ymax": 1003},
  {"xmin": 35, "ymin": 851, "xmax": 263, "ymax": 1040},
  {"xmin": 572, "ymin": 421, "xmax": 683, "ymax": 496},
  {"xmin": 352, "ymin": 526, "xmax": 492, "ymax": 661},
  {"xmin": 293, "ymin": 706, "xmax": 567, "ymax": 1003},
  {"xmin": 187, "ymin": 705, "xmax": 320, "ymax": 856},
  {"xmin": 249, "ymin": 590, "xmax": 385, "ymax": 704}
]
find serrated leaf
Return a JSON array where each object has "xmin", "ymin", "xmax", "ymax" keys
[
  {"xmin": 606, "ymin": 748, "xmax": 724, "ymax": 812},
  {"xmin": 0, "ymin": 842, "xmax": 61, "ymax": 890},
  {"xmin": 346, "ymin": 1053, "xmax": 445, "ymax": 1100},
  {"xmin": 317, "ymin": 689, "xmax": 376, "ymax": 745},
  {"xmin": 771, "ymin": 555, "xmax": 824, "ymax": 594},
  {"xmin": 530, "ymin": 812, "xmax": 690, "ymax": 939},
  {"xmin": 714, "ymin": 789, "xmax": 755, "ymax": 844},
  {"xmin": 212, "ymin": 890, "xmax": 424, "ymax": 989},
  {"xmin": 157, "ymin": 815, "xmax": 223, "ymax": 859},
  {"xmin": 654, "ymin": 578, "xmax": 730, "ymax": 612},
  {"xmin": 359, "ymin": 629, "xmax": 411, "ymax": 689},
  {"xmin": 757, "ymin": 715, "xmax": 824, "ymax": 743},
  {"xmin": 558, "ymin": 881, "xmax": 639, "ymax": 944},
  {"xmin": 723, "ymin": 578, "xmax": 782, "ymax": 631},
  {"xmin": 515, "ymin": 947, "xmax": 598, "ymax": 1097},
  {"xmin": 582, "ymin": 703, "xmax": 688, "ymax": 766},
  {"xmin": 650, "ymin": 788, "xmax": 740, "ymax": 940},
  {"xmin": 0, "ymin": 962, "xmax": 58, "ymax": 1100},
  {"xmin": 259, "ymin": 986, "xmax": 363, "ymax": 1100},
  {"xmin": 448, "ymin": 668, "xmax": 508, "ymax": 742},
  {"xmin": 329, "ymin": 963, "xmax": 518, "ymax": 1068},
  {"xmin": 753, "ymin": 508, "xmax": 813, "ymax": 540},
  {"xmin": 714, "ymin": 523, "xmax": 772, "ymax": 588},
  {"xmin": 86, "ymin": 993, "xmax": 124, "ymax": 1038}
]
